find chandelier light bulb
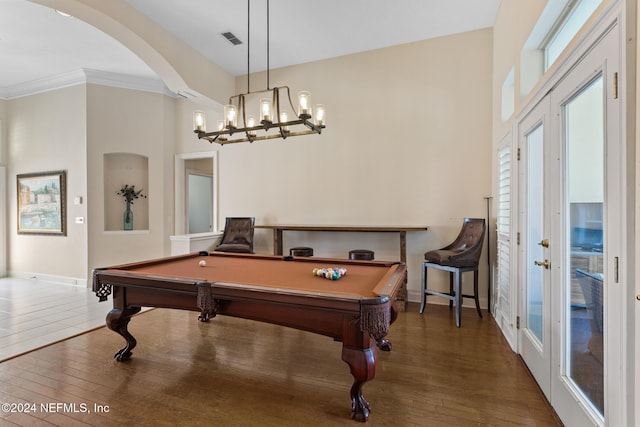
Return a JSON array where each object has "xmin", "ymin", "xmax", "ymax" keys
[
  {"xmin": 260, "ymin": 99, "xmax": 272, "ymax": 122},
  {"xmin": 298, "ymin": 91, "xmax": 311, "ymax": 117},
  {"xmin": 247, "ymin": 115, "xmax": 257, "ymax": 136},
  {"xmin": 224, "ymin": 104, "xmax": 237, "ymax": 128},
  {"xmin": 216, "ymin": 120, "xmax": 227, "ymax": 141},
  {"xmin": 193, "ymin": 111, "xmax": 206, "ymax": 132},
  {"xmin": 314, "ymin": 105, "xmax": 326, "ymax": 127}
]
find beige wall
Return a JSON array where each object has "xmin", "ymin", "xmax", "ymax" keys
[
  {"xmin": 86, "ymin": 84, "xmax": 175, "ymax": 272},
  {"xmin": 177, "ymin": 29, "xmax": 494, "ymax": 302},
  {"xmin": 492, "ymin": 0, "xmax": 547, "ymax": 140},
  {"xmin": 4, "ymin": 84, "xmax": 178, "ymax": 283},
  {"xmin": 3, "ymin": 12, "xmax": 493, "ymax": 304},
  {"xmin": 6, "ymin": 85, "xmax": 88, "ymax": 283}
]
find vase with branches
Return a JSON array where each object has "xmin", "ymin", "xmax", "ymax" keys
[{"xmin": 117, "ymin": 184, "xmax": 146, "ymax": 230}]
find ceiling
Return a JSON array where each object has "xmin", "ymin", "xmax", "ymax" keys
[{"xmin": 0, "ymin": 0, "xmax": 500, "ymax": 97}]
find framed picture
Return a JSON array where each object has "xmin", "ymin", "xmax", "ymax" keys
[{"xmin": 17, "ymin": 170, "xmax": 66, "ymax": 235}]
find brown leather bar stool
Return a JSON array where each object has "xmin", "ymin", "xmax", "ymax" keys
[
  {"xmin": 289, "ymin": 247, "xmax": 314, "ymax": 257},
  {"xmin": 419, "ymin": 218, "xmax": 485, "ymax": 327},
  {"xmin": 349, "ymin": 249, "xmax": 374, "ymax": 260},
  {"xmin": 214, "ymin": 217, "xmax": 255, "ymax": 253}
]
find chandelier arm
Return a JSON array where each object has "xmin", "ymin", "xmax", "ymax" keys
[
  {"xmin": 197, "ymin": 124, "xmax": 321, "ymax": 145},
  {"xmin": 283, "ymin": 87, "xmax": 298, "ymax": 118},
  {"xmin": 196, "ymin": 117, "xmax": 321, "ymax": 139},
  {"xmin": 239, "ymin": 94, "xmax": 254, "ymax": 142},
  {"xmin": 273, "ymin": 88, "xmax": 280, "ymax": 125},
  {"xmin": 216, "ymin": 129, "xmax": 320, "ymax": 145}
]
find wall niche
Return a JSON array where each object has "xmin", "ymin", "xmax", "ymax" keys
[{"xmin": 104, "ymin": 153, "xmax": 149, "ymax": 232}]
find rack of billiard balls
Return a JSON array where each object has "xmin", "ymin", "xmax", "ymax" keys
[{"xmin": 313, "ymin": 267, "xmax": 347, "ymax": 280}]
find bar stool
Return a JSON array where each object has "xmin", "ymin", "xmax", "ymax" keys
[
  {"xmin": 349, "ymin": 249, "xmax": 374, "ymax": 261},
  {"xmin": 289, "ymin": 247, "xmax": 314, "ymax": 257},
  {"xmin": 419, "ymin": 218, "xmax": 485, "ymax": 327}
]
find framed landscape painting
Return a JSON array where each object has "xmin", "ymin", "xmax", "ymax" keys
[{"xmin": 17, "ymin": 171, "xmax": 66, "ymax": 235}]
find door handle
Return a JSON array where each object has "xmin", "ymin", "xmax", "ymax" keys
[
  {"xmin": 534, "ymin": 259, "xmax": 550, "ymax": 269},
  {"xmin": 538, "ymin": 239, "xmax": 549, "ymax": 248}
]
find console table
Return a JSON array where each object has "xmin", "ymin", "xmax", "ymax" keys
[
  {"xmin": 256, "ymin": 225, "xmax": 428, "ymax": 311},
  {"xmin": 255, "ymin": 224, "xmax": 428, "ymax": 263}
]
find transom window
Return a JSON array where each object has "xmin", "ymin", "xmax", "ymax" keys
[
  {"xmin": 541, "ymin": 0, "xmax": 603, "ymax": 70},
  {"xmin": 520, "ymin": 0, "xmax": 602, "ymax": 97}
]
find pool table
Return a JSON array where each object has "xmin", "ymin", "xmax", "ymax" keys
[{"xmin": 92, "ymin": 252, "xmax": 406, "ymax": 422}]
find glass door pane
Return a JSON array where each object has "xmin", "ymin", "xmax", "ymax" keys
[
  {"xmin": 518, "ymin": 96, "xmax": 552, "ymax": 400},
  {"xmin": 564, "ymin": 75, "xmax": 604, "ymax": 416},
  {"xmin": 188, "ymin": 173, "xmax": 213, "ymax": 234},
  {"xmin": 526, "ymin": 124, "xmax": 544, "ymax": 344}
]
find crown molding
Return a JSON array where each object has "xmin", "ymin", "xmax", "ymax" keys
[{"xmin": 0, "ymin": 69, "xmax": 174, "ymax": 100}]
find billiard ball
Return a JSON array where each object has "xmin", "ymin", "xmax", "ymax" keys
[{"xmin": 199, "ymin": 260, "xmax": 206, "ymax": 267}]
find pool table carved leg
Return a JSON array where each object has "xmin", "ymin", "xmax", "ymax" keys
[
  {"xmin": 106, "ymin": 306, "xmax": 141, "ymax": 361},
  {"xmin": 341, "ymin": 345, "xmax": 376, "ymax": 422},
  {"xmin": 196, "ymin": 281, "xmax": 219, "ymax": 322}
]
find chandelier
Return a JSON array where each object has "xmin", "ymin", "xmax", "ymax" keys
[{"xmin": 193, "ymin": 0, "xmax": 326, "ymax": 145}]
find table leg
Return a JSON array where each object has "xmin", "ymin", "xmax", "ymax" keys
[
  {"xmin": 273, "ymin": 229, "xmax": 284, "ymax": 255},
  {"xmin": 341, "ymin": 345, "xmax": 376, "ymax": 422},
  {"xmin": 106, "ymin": 306, "xmax": 141, "ymax": 361},
  {"xmin": 397, "ymin": 231, "xmax": 408, "ymax": 311},
  {"xmin": 454, "ymin": 269, "xmax": 462, "ymax": 328}
]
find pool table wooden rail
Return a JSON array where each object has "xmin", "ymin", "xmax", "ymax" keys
[{"xmin": 92, "ymin": 252, "xmax": 407, "ymax": 422}]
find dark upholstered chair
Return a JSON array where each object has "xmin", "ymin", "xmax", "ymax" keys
[
  {"xmin": 419, "ymin": 218, "xmax": 485, "ymax": 327},
  {"xmin": 290, "ymin": 247, "xmax": 314, "ymax": 257},
  {"xmin": 349, "ymin": 249, "xmax": 375, "ymax": 261},
  {"xmin": 214, "ymin": 217, "xmax": 255, "ymax": 253},
  {"xmin": 576, "ymin": 269, "xmax": 603, "ymax": 361}
]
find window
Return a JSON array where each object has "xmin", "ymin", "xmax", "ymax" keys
[
  {"xmin": 521, "ymin": 0, "xmax": 602, "ymax": 97},
  {"xmin": 542, "ymin": 0, "xmax": 602, "ymax": 70}
]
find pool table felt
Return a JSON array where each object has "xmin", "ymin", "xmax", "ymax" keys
[{"xmin": 123, "ymin": 254, "xmax": 398, "ymax": 298}]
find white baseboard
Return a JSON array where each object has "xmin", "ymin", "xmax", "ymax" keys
[{"xmin": 8, "ymin": 271, "xmax": 88, "ymax": 288}]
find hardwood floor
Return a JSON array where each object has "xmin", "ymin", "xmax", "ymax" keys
[{"xmin": 0, "ymin": 303, "xmax": 561, "ymax": 426}]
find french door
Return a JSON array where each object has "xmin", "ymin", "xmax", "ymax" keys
[
  {"xmin": 517, "ymin": 21, "xmax": 623, "ymax": 426},
  {"xmin": 518, "ymin": 94, "xmax": 553, "ymax": 398}
]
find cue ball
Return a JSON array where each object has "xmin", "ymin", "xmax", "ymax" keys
[{"xmin": 199, "ymin": 260, "xmax": 206, "ymax": 267}]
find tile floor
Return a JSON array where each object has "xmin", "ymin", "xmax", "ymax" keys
[{"xmin": 0, "ymin": 277, "xmax": 111, "ymax": 361}]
